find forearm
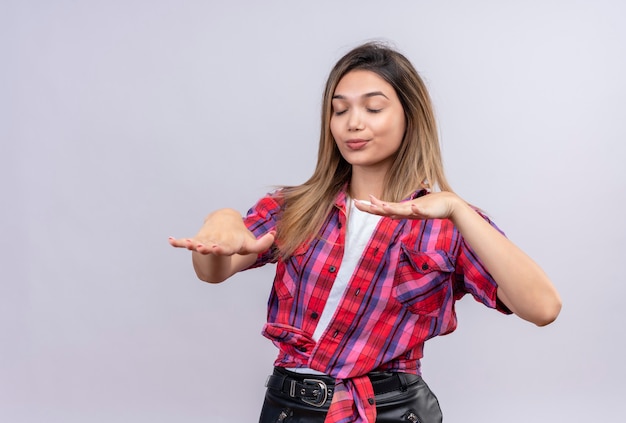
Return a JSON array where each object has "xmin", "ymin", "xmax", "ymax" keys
[
  {"xmin": 450, "ymin": 200, "xmax": 561, "ymax": 326},
  {"xmin": 192, "ymin": 251, "xmax": 234, "ymax": 283}
]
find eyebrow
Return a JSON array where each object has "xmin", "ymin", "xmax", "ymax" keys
[{"xmin": 332, "ymin": 91, "xmax": 389, "ymax": 100}]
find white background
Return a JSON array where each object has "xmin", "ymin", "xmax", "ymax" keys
[{"xmin": 2, "ymin": 1, "xmax": 625, "ymax": 422}]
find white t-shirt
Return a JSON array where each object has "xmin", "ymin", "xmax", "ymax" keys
[{"xmin": 290, "ymin": 199, "xmax": 381, "ymax": 374}]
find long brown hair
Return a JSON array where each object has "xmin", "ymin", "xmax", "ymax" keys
[{"xmin": 276, "ymin": 42, "xmax": 452, "ymax": 258}]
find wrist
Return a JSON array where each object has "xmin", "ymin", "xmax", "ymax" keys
[{"xmin": 447, "ymin": 194, "xmax": 471, "ymax": 224}]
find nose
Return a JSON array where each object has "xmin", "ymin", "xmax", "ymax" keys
[{"xmin": 347, "ymin": 110, "xmax": 364, "ymax": 131}]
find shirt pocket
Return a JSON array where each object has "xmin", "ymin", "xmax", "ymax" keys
[{"xmin": 394, "ymin": 248, "xmax": 455, "ymax": 316}]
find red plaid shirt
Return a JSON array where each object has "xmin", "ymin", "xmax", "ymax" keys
[{"xmin": 244, "ymin": 189, "xmax": 510, "ymax": 422}]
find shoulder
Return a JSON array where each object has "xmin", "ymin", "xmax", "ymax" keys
[
  {"xmin": 247, "ymin": 189, "xmax": 285, "ymax": 214},
  {"xmin": 243, "ymin": 190, "xmax": 286, "ymax": 232}
]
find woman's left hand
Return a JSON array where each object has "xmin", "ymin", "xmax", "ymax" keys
[
  {"xmin": 356, "ymin": 190, "xmax": 561, "ymax": 327},
  {"xmin": 354, "ymin": 192, "xmax": 462, "ymax": 220}
]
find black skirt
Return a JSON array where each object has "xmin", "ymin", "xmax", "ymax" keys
[{"xmin": 259, "ymin": 367, "xmax": 443, "ymax": 423}]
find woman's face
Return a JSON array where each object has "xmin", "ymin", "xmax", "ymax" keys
[{"xmin": 330, "ymin": 70, "xmax": 406, "ymax": 174}]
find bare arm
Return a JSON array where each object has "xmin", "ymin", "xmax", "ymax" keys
[
  {"xmin": 355, "ymin": 193, "xmax": 562, "ymax": 326},
  {"xmin": 169, "ymin": 208, "xmax": 275, "ymax": 283}
]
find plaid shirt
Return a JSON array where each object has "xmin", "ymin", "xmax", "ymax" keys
[{"xmin": 244, "ymin": 189, "xmax": 511, "ymax": 423}]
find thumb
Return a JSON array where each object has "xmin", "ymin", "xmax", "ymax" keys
[{"xmin": 242, "ymin": 231, "xmax": 276, "ymax": 254}]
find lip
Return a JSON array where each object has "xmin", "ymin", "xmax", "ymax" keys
[{"xmin": 345, "ymin": 139, "xmax": 369, "ymax": 150}]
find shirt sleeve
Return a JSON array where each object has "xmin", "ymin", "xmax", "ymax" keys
[
  {"xmin": 242, "ymin": 191, "xmax": 283, "ymax": 269},
  {"xmin": 453, "ymin": 212, "xmax": 513, "ymax": 315}
]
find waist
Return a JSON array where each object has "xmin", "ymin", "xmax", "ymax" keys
[{"xmin": 265, "ymin": 366, "xmax": 421, "ymax": 408}]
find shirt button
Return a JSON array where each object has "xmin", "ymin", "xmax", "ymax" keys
[
  {"xmin": 421, "ymin": 263, "xmax": 429, "ymax": 271},
  {"xmin": 368, "ymin": 398, "xmax": 375, "ymax": 405},
  {"xmin": 355, "ymin": 288, "xmax": 360, "ymax": 296},
  {"xmin": 332, "ymin": 330, "xmax": 339, "ymax": 338},
  {"xmin": 311, "ymin": 312, "xmax": 319, "ymax": 319},
  {"xmin": 329, "ymin": 266, "xmax": 337, "ymax": 273}
]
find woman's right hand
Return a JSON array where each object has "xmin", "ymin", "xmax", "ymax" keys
[
  {"xmin": 169, "ymin": 208, "xmax": 275, "ymax": 283},
  {"xmin": 169, "ymin": 208, "xmax": 275, "ymax": 257}
]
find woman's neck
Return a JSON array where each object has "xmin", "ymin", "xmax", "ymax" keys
[{"xmin": 349, "ymin": 166, "xmax": 386, "ymax": 200}]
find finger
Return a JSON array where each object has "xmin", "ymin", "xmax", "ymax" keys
[
  {"xmin": 194, "ymin": 242, "xmax": 219, "ymax": 255},
  {"xmin": 209, "ymin": 244, "xmax": 239, "ymax": 256},
  {"xmin": 368, "ymin": 195, "xmax": 386, "ymax": 208},
  {"xmin": 369, "ymin": 195, "xmax": 412, "ymax": 217},
  {"xmin": 370, "ymin": 195, "xmax": 405, "ymax": 215},
  {"xmin": 185, "ymin": 238, "xmax": 197, "ymax": 251},
  {"xmin": 354, "ymin": 198, "xmax": 386, "ymax": 216},
  {"xmin": 169, "ymin": 236, "xmax": 195, "ymax": 249},
  {"xmin": 171, "ymin": 237, "xmax": 205, "ymax": 252}
]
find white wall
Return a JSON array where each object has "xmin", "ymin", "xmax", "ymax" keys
[{"xmin": 2, "ymin": 0, "xmax": 625, "ymax": 421}]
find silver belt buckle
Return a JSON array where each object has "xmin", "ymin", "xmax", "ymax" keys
[{"xmin": 300, "ymin": 378, "xmax": 328, "ymax": 407}]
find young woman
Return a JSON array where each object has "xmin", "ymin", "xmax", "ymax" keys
[{"xmin": 169, "ymin": 42, "xmax": 561, "ymax": 423}]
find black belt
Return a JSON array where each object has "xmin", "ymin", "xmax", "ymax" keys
[{"xmin": 265, "ymin": 367, "xmax": 420, "ymax": 408}]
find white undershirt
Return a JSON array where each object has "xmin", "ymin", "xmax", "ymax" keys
[{"xmin": 289, "ymin": 199, "xmax": 381, "ymax": 374}]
